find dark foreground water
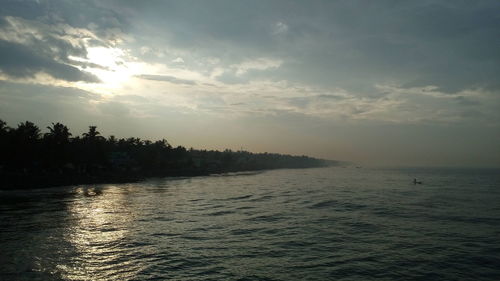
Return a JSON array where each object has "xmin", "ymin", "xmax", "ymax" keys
[{"xmin": 1, "ymin": 167, "xmax": 499, "ymax": 280}]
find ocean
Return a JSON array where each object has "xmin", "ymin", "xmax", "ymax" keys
[{"xmin": 1, "ymin": 166, "xmax": 499, "ymax": 280}]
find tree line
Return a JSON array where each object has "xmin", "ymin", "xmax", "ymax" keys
[{"xmin": 0, "ymin": 119, "xmax": 332, "ymax": 189}]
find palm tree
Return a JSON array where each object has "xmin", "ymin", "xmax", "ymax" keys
[
  {"xmin": 108, "ymin": 135, "xmax": 117, "ymax": 144},
  {"xmin": 0, "ymin": 119, "xmax": 8, "ymax": 133},
  {"xmin": 0, "ymin": 119, "xmax": 10, "ymax": 169},
  {"xmin": 14, "ymin": 121, "xmax": 40, "ymax": 143},
  {"xmin": 81, "ymin": 126, "xmax": 106, "ymax": 167},
  {"xmin": 10, "ymin": 121, "xmax": 41, "ymax": 170},
  {"xmin": 45, "ymin": 122, "xmax": 72, "ymax": 145},
  {"xmin": 83, "ymin": 126, "xmax": 102, "ymax": 140},
  {"xmin": 43, "ymin": 123, "xmax": 72, "ymax": 168}
]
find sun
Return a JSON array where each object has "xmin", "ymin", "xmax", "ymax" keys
[
  {"xmin": 71, "ymin": 46, "xmax": 144, "ymax": 93},
  {"xmin": 86, "ymin": 47, "xmax": 137, "ymax": 87}
]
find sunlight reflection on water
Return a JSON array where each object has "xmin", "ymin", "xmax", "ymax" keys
[{"xmin": 60, "ymin": 186, "xmax": 141, "ymax": 280}]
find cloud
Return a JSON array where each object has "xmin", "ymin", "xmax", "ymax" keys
[
  {"xmin": 209, "ymin": 57, "xmax": 283, "ymax": 84},
  {"xmin": 172, "ymin": 57, "xmax": 184, "ymax": 63},
  {"xmin": 203, "ymin": 80, "xmax": 499, "ymax": 126},
  {"xmin": 233, "ymin": 58, "xmax": 283, "ymax": 76},
  {"xmin": 97, "ymin": 101, "xmax": 131, "ymax": 117},
  {"xmin": 0, "ymin": 39, "xmax": 99, "ymax": 83},
  {"xmin": 137, "ymin": 74, "xmax": 197, "ymax": 85},
  {"xmin": 0, "ymin": 81, "xmax": 101, "ymax": 128},
  {"xmin": 272, "ymin": 21, "xmax": 288, "ymax": 35},
  {"xmin": 371, "ymin": 84, "xmax": 500, "ymax": 125},
  {"xmin": 96, "ymin": 1, "xmax": 500, "ymax": 96},
  {"xmin": 0, "ymin": 16, "xmax": 101, "ymax": 83}
]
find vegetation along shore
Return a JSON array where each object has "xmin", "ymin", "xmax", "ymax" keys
[{"xmin": 0, "ymin": 119, "xmax": 337, "ymax": 189}]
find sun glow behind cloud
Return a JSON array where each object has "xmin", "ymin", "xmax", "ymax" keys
[
  {"xmin": 70, "ymin": 47, "xmax": 147, "ymax": 94},
  {"xmin": 72, "ymin": 46, "xmax": 214, "ymax": 99}
]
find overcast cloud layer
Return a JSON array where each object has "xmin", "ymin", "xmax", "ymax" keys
[{"xmin": 1, "ymin": 0, "xmax": 499, "ymax": 167}]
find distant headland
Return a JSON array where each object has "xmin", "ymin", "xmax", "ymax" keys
[{"xmin": 0, "ymin": 119, "xmax": 337, "ymax": 189}]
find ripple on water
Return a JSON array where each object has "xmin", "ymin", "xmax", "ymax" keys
[
  {"xmin": 205, "ymin": 210, "xmax": 236, "ymax": 216},
  {"xmin": 1, "ymin": 167, "xmax": 500, "ymax": 280}
]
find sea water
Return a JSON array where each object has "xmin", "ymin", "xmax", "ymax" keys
[{"xmin": 1, "ymin": 167, "xmax": 499, "ymax": 280}]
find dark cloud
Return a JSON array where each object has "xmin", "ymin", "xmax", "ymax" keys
[
  {"xmin": 0, "ymin": 80, "xmax": 99, "ymax": 100},
  {"xmin": 120, "ymin": 1, "xmax": 500, "ymax": 93},
  {"xmin": 0, "ymin": 39, "xmax": 99, "ymax": 82},
  {"xmin": 137, "ymin": 74, "xmax": 197, "ymax": 85},
  {"xmin": 1, "ymin": 0, "xmax": 128, "ymax": 36},
  {"xmin": 454, "ymin": 96, "xmax": 480, "ymax": 106},
  {"xmin": 0, "ymin": 0, "xmax": 44, "ymax": 21},
  {"xmin": 317, "ymin": 94, "xmax": 347, "ymax": 100},
  {"xmin": 3, "ymin": 0, "xmax": 498, "ymax": 92},
  {"xmin": 0, "ymin": 0, "xmax": 131, "ymax": 83}
]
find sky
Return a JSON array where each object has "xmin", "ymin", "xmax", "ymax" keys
[{"xmin": 0, "ymin": 0, "xmax": 499, "ymax": 167}]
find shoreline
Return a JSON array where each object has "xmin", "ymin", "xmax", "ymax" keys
[{"xmin": 0, "ymin": 165, "xmax": 329, "ymax": 190}]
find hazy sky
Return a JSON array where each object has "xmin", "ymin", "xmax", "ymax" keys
[{"xmin": 1, "ymin": 0, "xmax": 499, "ymax": 167}]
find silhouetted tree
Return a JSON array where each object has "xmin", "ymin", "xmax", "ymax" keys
[
  {"xmin": 0, "ymin": 119, "xmax": 331, "ymax": 189},
  {"xmin": 43, "ymin": 123, "xmax": 72, "ymax": 169},
  {"xmin": 0, "ymin": 119, "xmax": 7, "ymax": 132},
  {"xmin": 0, "ymin": 119, "xmax": 10, "ymax": 170},
  {"xmin": 9, "ymin": 121, "xmax": 41, "ymax": 171},
  {"xmin": 45, "ymin": 122, "xmax": 72, "ymax": 145},
  {"xmin": 83, "ymin": 126, "xmax": 104, "ymax": 141},
  {"xmin": 13, "ymin": 121, "xmax": 40, "ymax": 142},
  {"xmin": 79, "ymin": 126, "xmax": 107, "ymax": 170}
]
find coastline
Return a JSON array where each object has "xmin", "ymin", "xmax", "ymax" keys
[
  {"xmin": 0, "ymin": 120, "xmax": 336, "ymax": 190},
  {"xmin": 0, "ymin": 165, "xmax": 330, "ymax": 190}
]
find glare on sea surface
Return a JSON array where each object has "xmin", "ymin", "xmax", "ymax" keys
[{"xmin": 60, "ymin": 185, "xmax": 141, "ymax": 280}]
